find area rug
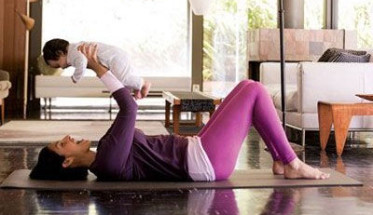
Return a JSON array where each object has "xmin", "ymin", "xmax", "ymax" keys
[
  {"xmin": 0, "ymin": 168, "xmax": 362, "ymax": 191},
  {"xmin": 0, "ymin": 120, "xmax": 169, "ymax": 146}
]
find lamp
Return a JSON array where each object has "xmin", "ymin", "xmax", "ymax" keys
[
  {"xmin": 188, "ymin": 0, "xmax": 213, "ymax": 15},
  {"xmin": 16, "ymin": 10, "xmax": 35, "ymax": 31},
  {"xmin": 16, "ymin": 0, "xmax": 36, "ymax": 119},
  {"xmin": 278, "ymin": 0, "xmax": 286, "ymax": 129}
]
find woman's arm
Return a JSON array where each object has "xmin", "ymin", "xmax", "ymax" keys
[
  {"xmin": 80, "ymin": 44, "xmax": 137, "ymax": 179},
  {"xmin": 78, "ymin": 43, "xmax": 107, "ymax": 77}
]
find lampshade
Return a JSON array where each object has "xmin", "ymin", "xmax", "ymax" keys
[
  {"xmin": 189, "ymin": 0, "xmax": 213, "ymax": 15},
  {"xmin": 16, "ymin": 11, "xmax": 35, "ymax": 30}
]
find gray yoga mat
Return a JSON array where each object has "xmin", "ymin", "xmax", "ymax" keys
[
  {"xmin": 0, "ymin": 168, "xmax": 362, "ymax": 191},
  {"xmin": 0, "ymin": 120, "xmax": 169, "ymax": 146}
]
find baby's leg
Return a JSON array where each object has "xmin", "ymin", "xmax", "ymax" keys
[{"xmin": 140, "ymin": 80, "xmax": 151, "ymax": 98}]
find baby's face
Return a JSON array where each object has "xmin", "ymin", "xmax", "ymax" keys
[{"xmin": 47, "ymin": 55, "xmax": 69, "ymax": 69}]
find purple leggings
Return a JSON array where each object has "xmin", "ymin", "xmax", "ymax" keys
[{"xmin": 198, "ymin": 80, "xmax": 297, "ymax": 180}]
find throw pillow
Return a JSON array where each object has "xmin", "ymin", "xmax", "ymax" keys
[
  {"xmin": 37, "ymin": 55, "xmax": 63, "ymax": 76},
  {"xmin": 329, "ymin": 52, "xmax": 371, "ymax": 63},
  {"xmin": 318, "ymin": 48, "xmax": 367, "ymax": 62}
]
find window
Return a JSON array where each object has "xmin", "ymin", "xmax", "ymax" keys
[
  {"xmin": 203, "ymin": 0, "xmax": 277, "ymax": 96},
  {"xmin": 338, "ymin": 0, "xmax": 373, "ymax": 49},
  {"xmin": 304, "ymin": 0, "xmax": 325, "ymax": 29},
  {"xmin": 42, "ymin": 0, "xmax": 188, "ymax": 117},
  {"xmin": 43, "ymin": 0, "xmax": 189, "ymax": 77}
]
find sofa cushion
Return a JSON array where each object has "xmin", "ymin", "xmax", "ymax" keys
[
  {"xmin": 329, "ymin": 52, "xmax": 371, "ymax": 63},
  {"xmin": 0, "ymin": 81, "xmax": 11, "ymax": 91},
  {"xmin": 265, "ymin": 84, "xmax": 298, "ymax": 111},
  {"xmin": 318, "ymin": 48, "xmax": 367, "ymax": 62}
]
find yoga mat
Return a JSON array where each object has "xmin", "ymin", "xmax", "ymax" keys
[
  {"xmin": 0, "ymin": 168, "xmax": 362, "ymax": 191},
  {"xmin": 0, "ymin": 120, "xmax": 169, "ymax": 146}
]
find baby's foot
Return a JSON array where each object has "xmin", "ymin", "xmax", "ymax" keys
[
  {"xmin": 140, "ymin": 81, "xmax": 151, "ymax": 98},
  {"xmin": 272, "ymin": 160, "xmax": 284, "ymax": 175},
  {"xmin": 133, "ymin": 90, "xmax": 142, "ymax": 100},
  {"xmin": 284, "ymin": 158, "xmax": 330, "ymax": 180}
]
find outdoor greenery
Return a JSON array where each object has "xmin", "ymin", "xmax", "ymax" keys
[
  {"xmin": 304, "ymin": 0, "xmax": 325, "ymax": 29},
  {"xmin": 339, "ymin": 0, "xmax": 373, "ymax": 49},
  {"xmin": 203, "ymin": 0, "xmax": 276, "ymax": 83}
]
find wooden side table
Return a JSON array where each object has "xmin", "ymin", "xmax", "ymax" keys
[
  {"xmin": 317, "ymin": 101, "xmax": 373, "ymax": 156},
  {"xmin": 162, "ymin": 91, "xmax": 222, "ymax": 135}
]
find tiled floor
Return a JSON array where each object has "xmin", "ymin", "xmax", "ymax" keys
[{"xmin": 0, "ymin": 110, "xmax": 373, "ymax": 214}]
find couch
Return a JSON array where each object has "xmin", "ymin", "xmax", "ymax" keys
[
  {"xmin": 260, "ymin": 62, "xmax": 373, "ymax": 146},
  {"xmin": 0, "ymin": 70, "xmax": 12, "ymax": 125},
  {"xmin": 35, "ymin": 75, "xmax": 191, "ymax": 110}
]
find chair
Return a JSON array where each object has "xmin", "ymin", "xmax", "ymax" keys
[{"xmin": 0, "ymin": 70, "xmax": 11, "ymax": 125}]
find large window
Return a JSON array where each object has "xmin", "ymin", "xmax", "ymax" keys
[
  {"xmin": 338, "ymin": 0, "xmax": 373, "ymax": 49},
  {"xmin": 304, "ymin": 0, "xmax": 325, "ymax": 29},
  {"xmin": 43, "ymin": 0, "xmax": 189, "ymax": 77},
  {"xmin": 203, "ymin": 0, "xmax": 276, "ymax": 96}
]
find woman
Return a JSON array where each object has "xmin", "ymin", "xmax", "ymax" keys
[{"xmin": 30, "ymin": 44, "xmax": 329, "ymax": 181}]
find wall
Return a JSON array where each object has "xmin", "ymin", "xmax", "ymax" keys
[
  {"xmin": 0, "ymin": 0, "xmax": 42, "ymax": 118},
  {"xmin": 0, "ymin": 0, "xmax": 27, "ymax": 117},
  {"xmin": 247, "ymin": 28, "xmax": 357, "ymax": 62}
]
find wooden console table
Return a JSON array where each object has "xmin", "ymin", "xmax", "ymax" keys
[
  {"xmin": 162, "ymin": 91, "xmax": 222, "ymax": 135},
  {"xmin": 318, "ymin": 101, "xmax": 373, "ymax": 156}
]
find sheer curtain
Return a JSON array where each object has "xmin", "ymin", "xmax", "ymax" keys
[{"xmin": 202, "ymin": 0, "xmax": 248, "ymax": 97}]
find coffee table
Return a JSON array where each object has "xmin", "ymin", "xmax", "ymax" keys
[
  {"xmin": 162, "ymin": 91, "xmax": 222, "ymax": 135},
  {"xmin": 318, "ymin": 101, "xmax": 373, "ymax": 156}
]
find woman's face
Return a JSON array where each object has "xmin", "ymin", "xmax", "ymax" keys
[{"xmin": 48, "ymin": 135, "xmax": 91, "ymax": 157}]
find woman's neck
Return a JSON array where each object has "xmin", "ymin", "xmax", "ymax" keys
[{"xmin": 73, "ymin": 150, "xmax": 96, "ymax": 168}]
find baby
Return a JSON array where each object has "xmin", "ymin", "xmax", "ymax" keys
[{"xmin": 42, "ymin": 38, "xmax": 151, "ymax": 99}]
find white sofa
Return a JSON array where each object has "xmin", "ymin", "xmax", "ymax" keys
[
  {"xmin": 260, "ymin": 62, "xmax": 373, "ymax": 146},
  {"xmin": 35, "ymin": 75, "xmax": 191, "ymax": 109}
]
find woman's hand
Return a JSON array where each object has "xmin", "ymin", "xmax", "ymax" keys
[{"xmin": 78, "ymin": 43, "xmax": 108, "ymax": 78}]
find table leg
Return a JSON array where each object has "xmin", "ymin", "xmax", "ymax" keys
[
  {"xmin": 195, "ymin": 112, "xmax": 202, "ymax": 127},
  {"xmin": 172, "ymin": 105, "xmax": 180, "ymax": 134},
  {"xmin": 209, "ymin": 109, "xmax": 215, "ymax": 118},
  {"xmin": 318, "ymin": 102, "xmax": 333, "ymax": 150},
  {"xmin": 165, "ymin": 101, "xmax": 171, "ymax": 128},
  {"xmin": 332, "ymin": 108, "xmax": 352, "ymax": 156}
]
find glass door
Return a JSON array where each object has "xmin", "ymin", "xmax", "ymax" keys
[{"xmin": 203, "ymin": 0, "xmax": 277, "ymax": 97}]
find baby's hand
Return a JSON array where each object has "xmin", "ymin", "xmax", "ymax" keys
[{"xmin": 71, "ymin": 76, "xmax": 77, "ymax": 83}]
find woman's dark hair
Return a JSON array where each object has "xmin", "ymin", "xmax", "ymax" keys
[
  {"xmin": 29, "ymin": 147, "xmax": 88, "ymax": 181},
  {"xmin": 42, "ymin": 38, "xmax": 69, "ymax": 63}
]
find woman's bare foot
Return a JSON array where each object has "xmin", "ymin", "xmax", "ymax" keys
[
  {"xmin": 284, "ymin": 158, "xmax": 330, "ymax": 180},
  {"xmin": 140, "ymin": 81, "xmax": 151, "ymax": 98},
  {"xmin": 272, "ymin": 160, "xmax": 285, "ymax": 175}
]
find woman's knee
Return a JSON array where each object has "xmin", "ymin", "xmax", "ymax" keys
[
  {"xmin": 232, "ymin": 80, "xmax": 253, "ymax": 91},
  {"xmin": 239, "ymin": 79, "xmax": 254, "ymax": 86},
  {"xmin": 243, "ymin": 81, "xmax": 265, "ymax": 92}
]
